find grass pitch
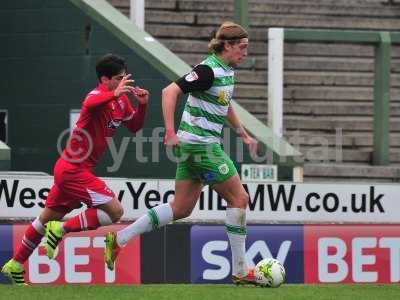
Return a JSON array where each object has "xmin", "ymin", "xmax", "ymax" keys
[{"xmin": 0, "ymin": 284, "xmax": 399, "ymax": 300}]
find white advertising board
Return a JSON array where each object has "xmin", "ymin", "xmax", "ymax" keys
[{"xmin": 0, "ymin": 176, "xmax": 397, "ymax": 223}]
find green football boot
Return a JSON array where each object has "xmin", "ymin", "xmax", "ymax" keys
[
  {"xmin": 45, "ymin": 220, "xmax": 64, "ymax": 259},
  {"xmin": 104, "ymin": 232, "xmax": 120, "ymax": 271},
  {"xmin": 1, "ymin": 259, "xmax": 27, "ymax": 285}
]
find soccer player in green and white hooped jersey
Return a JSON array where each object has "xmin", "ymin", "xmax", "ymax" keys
[{"xmin": 105, "ymin": 21, "xmax": 259, "ymax": 285}]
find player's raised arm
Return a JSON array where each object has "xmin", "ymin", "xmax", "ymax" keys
[
  {"xmin": 123, "ymin": 87, "xmax": 149, "ymax": 133},
  {"xmin": 83, "ymin": 74, "xmax": 134, "ymax": 109}
]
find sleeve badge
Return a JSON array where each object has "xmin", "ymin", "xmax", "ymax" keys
[{"xmin": 185, "ymin": 71, "xmax": 199, "ymax": 82}]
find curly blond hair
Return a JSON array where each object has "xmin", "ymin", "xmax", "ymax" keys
[{"xmin": 208, "ymin": 21, "xmax": 248, "ymax": 54}]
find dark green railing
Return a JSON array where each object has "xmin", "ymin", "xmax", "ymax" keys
[{"xmin": 284, "ymin": 29, "xmax": 400, "ymax": 165}]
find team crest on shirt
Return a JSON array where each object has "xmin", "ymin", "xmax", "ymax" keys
[
  {"xmin": 108, "ymin": 119, "xmax": 122, "ymax": 129},
  {"xmin": 185, "ymin": 71, "xmax": 199, "ymax": 82},
  {"xmin": 218, "ymin": 163, "xmax": 229, "ymax": 175}
]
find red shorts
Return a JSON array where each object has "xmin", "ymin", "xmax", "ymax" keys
[{"xmin": 45, "ymin": 158, "xmax": 115, "ymax": 213}]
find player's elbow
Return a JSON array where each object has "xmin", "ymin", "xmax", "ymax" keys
[
  {"xmin": 161, "ymin": 87, "xmax": 170, "ymax": 103},
  {"xmin": 161, "ymin": 85, "xmax": 172, "ymax": 97},
  {"xmin": 162, "ymin": 83, "xmax": 181, "ymax": 103}
]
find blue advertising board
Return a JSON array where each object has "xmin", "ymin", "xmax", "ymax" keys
[
  {"xmin": 191, "ymin": 225, "xmax": 304, "ymax": 283},
  {"xmin": 0, "ymin": 225, "xmax": 13, "ymax": 284}
]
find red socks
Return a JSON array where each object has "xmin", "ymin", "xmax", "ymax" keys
[
  {"xmin": 62, "ymin": 208, "xmax": 112, "ymax": 233},
  {"xmin": 62, "ymin": 208, "xmax": 102, "ymax": 232},
  {"xmin": 14, "ymin": 218, "xmax": 45, "ymax": 264}
]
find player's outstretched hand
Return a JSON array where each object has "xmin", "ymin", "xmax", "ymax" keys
[
  {"xmin": 129, "ymin": 86, "xmax": 150, "ymax": 105},
  {"xmin": 114, "ymin": 74, "xmax": 135, "ymax": 97},
  {"xmin": 242, "ymin": 134, "xmax": 258, "ymax": 158}
]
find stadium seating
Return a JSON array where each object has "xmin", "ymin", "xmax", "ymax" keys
[{"xmin": 108, "ymin": 0, "xmax": 400, "ymax": 182}]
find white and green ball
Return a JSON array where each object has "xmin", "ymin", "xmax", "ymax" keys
[{"xmin": 254, "ymin": 258, "xmax": 286, "ymax": 288}]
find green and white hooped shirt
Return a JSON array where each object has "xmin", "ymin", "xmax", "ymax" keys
[{"xmin": 176, "ymin": 54, "xmax": 234, "ymax": 144}]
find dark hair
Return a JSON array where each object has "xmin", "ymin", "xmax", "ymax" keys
[
  {"xmin": 95, "ymin": 53, "xmax": 127, "ymax": 80},
  {"xmin": 208, "ymin": 21, "xmax": 248, "ymax": 54}
]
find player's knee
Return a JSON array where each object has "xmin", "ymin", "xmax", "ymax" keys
[
  {"xmin": 116, "ymin": 206, "xmax": 124, "ymax": 220},
  {"xmin": 172, "ymin": 207, "xmax": 192, "ymax": 220},
  {"xmin": 235, "ymin": 192, "xmax": 249, "ymax": 209},
  {"xmin": 110, "ymin": 206, "xmax": 124, "ymax": 222}
]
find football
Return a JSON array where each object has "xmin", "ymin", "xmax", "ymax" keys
[{"xmin": 254, "ymin": 258, "xmax": 286, "ymax": 288}]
